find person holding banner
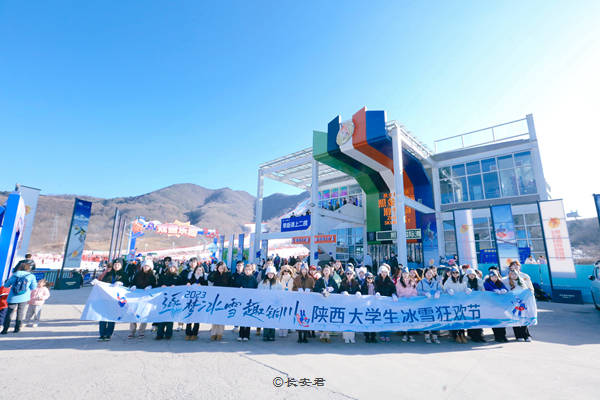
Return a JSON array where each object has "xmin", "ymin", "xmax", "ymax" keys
[
  {"xmin": 417, "ymin": 267, "xmax": 442, "ymax": 344},
  {"xmin": 313, "ymin": 265, "xmax": 339, "ymax": 343},
  {"xmin": 235, "ymin": 264, "xmax": 258, "ymax": 342},
  {"xmin": 340, "ymin": 268, "xmax": 361, "ymax": 344},
  {"xmin": 504, "ymin": 269, "xmax": 533, "ymax": 342},
  {"xmin": 96, "ymin": 261, "xmax": 126, "ymax": 341},
  {"xmin": 375, "ymin": 264, "xmax": 397, "ymax": 343},
  {"xmin": 278, "ymin": 265, "xmax": 295, "ymax": 338},
  {"xmin": 464, "ymin": 268, "xmax": 485, "ymax": 343},
  {"xmin": 360, "ymin": 272, "xmax": 377, "ymax": 343},
  {"xmin": 484, "ymin": 270, "xmax": 509, "ymax": 343},
  {"xmin": 184, "ymin": 263, "xmax": 208, "ymax": 341},
  {"xmin": 396, "ymin": 267, "xmax": 418, "ymax": 342},
  {"xmin": 207, "ymin": 261, "xmax": 231, "ymax": 341},
  {"xmin": 292, "ymin": 264, "xmax": 315, "ymax": 343},
  {"xmin": 443, "ymin": 266, "xmax": 468, "ymax": 344},
  {"xmin": 155, "ymin": 265, "xmax": 181, "ymax": 340},
  {"xmin": 128, "ymin": 260, "xmax": 157, "ymax": 339},
  {"xmin": 258, "ymin": 265, "xmax": 282, "ymax": 341}
]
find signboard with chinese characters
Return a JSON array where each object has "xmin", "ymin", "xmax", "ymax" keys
[
  {"xmin": 406, "ymin": 229, "xmax": 422, "ymax": 240},
  {"xmin": 378, "ymin": 192, "xmax": 397, "ymax": 226},
  {"xmin": 281, "ymin": 215, "xmax": 311, "ymax": 232}
]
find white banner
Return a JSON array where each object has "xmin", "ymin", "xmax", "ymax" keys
[
  {"xmin": 453, "ymin": 209, "xmax": 478, "ymax": 268},
  {"xmin": 15, "ymin": 184, "xmax": 41, "ymax": 259},
  {"xmin": 81, "ymin": 282, "xmax": 537, "ymax": 332},
  {"xmin": 538, "ymin": 200, "xmax": 576, "ymax": 277}
]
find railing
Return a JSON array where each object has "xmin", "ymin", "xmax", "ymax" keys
[{"xmin": 434, "ymin": 117, "xmax": 530, "ymax": 153}]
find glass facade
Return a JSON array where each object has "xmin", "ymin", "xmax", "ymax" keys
[
  {"xmin": 319, "ymin": 184, "xmax": 362, "ymax": 211},
  {"xmin": 440, "ymin": 151, "xmax": 537, "ymax": 204},
  {"xmin": 442, "ymin": 207, "xmax": 544, "ymax": 262},
  {"xmin": 331, "ymin": 227, "xmax": 364, "ymax": 262}
]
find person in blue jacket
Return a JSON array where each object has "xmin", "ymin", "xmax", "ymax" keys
[
  {"xmin": 1, "ymin": 263, "xmax": 37, "ymax": 334},
  {"xmin": 417, "ymin": 267, "xmax": 442, "ymax": 344}
]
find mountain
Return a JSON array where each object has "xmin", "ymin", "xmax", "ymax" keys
[{"xmin": 0, "ymin": 184, "xmax": 309, "ymax": 253}]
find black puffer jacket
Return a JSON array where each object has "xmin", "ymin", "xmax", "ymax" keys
[
  {"xmin": 374, "ymin": 275, "xmax": 396, "ymax": 297},
  {"xmin": 208, "ymin": 271, "xmax": 231, "ymax": 287},
  {"xmin": 101, "ymin": 269, "xmax": 127, "ymax": 285},
  {"xmin": 158, "ymin": 271, "xmax": 181, "ymax": 286},
  {"xmin": 132, "ymin": 270, "xmax": 157, "ymax": 288}
]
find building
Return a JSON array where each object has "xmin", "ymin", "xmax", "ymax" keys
[{"xmin": 251, "ymin": 107, "xmax": 573, "ymax": 274}]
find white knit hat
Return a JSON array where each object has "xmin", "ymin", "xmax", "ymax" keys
[
  {"xmin": 378, "ymin": 264, "xmax": 390, "ymax": 274},
  {"xmin": 266, "ymin": 265, "xmax": 277, "ymax": 275}
]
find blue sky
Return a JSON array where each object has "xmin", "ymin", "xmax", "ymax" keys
[{"xmin": 1, "ymin": 1, "xmax": 599, "ymax": 216}]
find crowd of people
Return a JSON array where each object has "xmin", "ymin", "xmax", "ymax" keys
[{"xmin": 90, "ymin": 255, "xmax": 535, "ymax": 344}]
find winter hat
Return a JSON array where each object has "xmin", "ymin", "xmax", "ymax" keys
[
  {"xmin": 488, "ymin": 270, "xmax": 499, "ymax": 277},
  {"xmin": 401, "ymin": 266, "xmax": 409, "ymax": 273},
  {"xmin": 344, "ymin": 268, "xmax": 355, "ymax": 275},
  {"xmin": 346, "ymin": 263, "xmax": 354, "ymax": 269},
  {"xmin": 450, "ymin": 266, "xmax": 460, "ymax": 273},
  {"xmin": 466, "ymin": 268, "xmax": 476, "ymax": 275},
  {"xmin": 142, "ymin": 259, "xmax": 154, "ymax": 269},
  {"xmin": 378, "ymin": 264, "xmax": 390, "ymax": 274},
  {"xmin": 366, "ymin": 272, "xmax": 374, "ymax": 279},
  {"xmin": 300, "ymin": 263, "xmax": 308, "ymax": 271},
  {"xmin": 358, "ymin": 267, "xmax": 367, "ymax": 275},
  {"xmin": 266, "ymin": 265, "xmax": 277, "ymax": 275},
  {"xmin": 309, "ymin": 265, "xmax": 317, "ymax": 270}
]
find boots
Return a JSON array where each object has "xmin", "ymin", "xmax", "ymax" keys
[
  {"xmin": 14, "ymin": 320, "xmax": 21, "ymax": 333},
  {"xmin": 216, "ymin": 334, "xmax": 222, "ymax": 341},
  {"xmin": 210, "ymin": 335, "xmax": 216, "ymax": 341}
]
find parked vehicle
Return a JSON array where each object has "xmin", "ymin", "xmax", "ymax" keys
[{"xmin": 588, "ymin": 261, "xmax": 600, "ymax": 310}]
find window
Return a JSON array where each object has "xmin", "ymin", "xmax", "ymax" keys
[
  {"xmin": 466, "ymin": 161, "xmax": 481, "ymax": 175},
  {"xmin": 497, "ymin": 155, "xmax": 514, "ymax": 170},
  {"xmin": 440, "ymin": 151, "xmax": 538, "ymax": 204},
  {"xmin": 514, "ymin": 151, "xmax": 532, "ymax": 167},
  {"xmin": 440, "ymin": 179, "xmax": 454, "ymax": 204},
  {"xmin": 453, "ymin": 177, "xmax": 468, "ymax": 202},
  {"xmin": 468, "ymin": 174, "xmax": 484, "ymax": 201},
  {"xmin": 481, "ymin": 158, "xmax": 497, "ymax": 172},
  {"xmin": 499, "ymin": 169, "xmax": 518, "ymax": 197},
  {"xmin": 483, "ymin": 172, "xmax": 500, "ymax": 199},
  {"xmin": 517, "ymin": 166, "xmax": 537, "ymax": 195},
  {"xmin": 452, "ymin": 164, "xmax": 466, "ymax": 177}
]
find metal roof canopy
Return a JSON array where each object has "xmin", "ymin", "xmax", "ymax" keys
[{"xmin": 259, "ymin": 121, "xmax": 433, "ymax": 190}]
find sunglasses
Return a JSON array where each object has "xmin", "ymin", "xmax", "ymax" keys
[{"xmin": 367, "ymin": 277, "xmax": 374, "ymax": 280}]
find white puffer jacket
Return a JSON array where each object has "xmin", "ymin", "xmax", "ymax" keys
[{"xmin": 443, "ymin": 277, "xmax": 467, "ymax": 294}]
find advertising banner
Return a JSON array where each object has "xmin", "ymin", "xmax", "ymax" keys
[
  {"xmin": 292, "ymin": 236, "xmax": 311, "ymax": 245},
  {"xmin": 453, "ymin": 209, "xmax": 478, "ymax": 268},
  {"xmin": 594, "ymin": 194, "xmax": 600, "ymax": 228},
  {"xmin": 218, "ymin": 235, "xmax": 226, "ymax": 261},
  {"xmin": 261, "ymin": 239, "xmax": 269, "ymax": 259},
  {"xmin": 538, "ymin": 200, "xmax": 576, "ymax": 278},
  {"xmin": 0, "ymin": 193, "xmax": 26, "ymax": 284},
  {"xmin": 419, "ymin": 213, "xmax": 439, "ymax": 267},
  {"xmin": 62, "ymin": 198, "xmax": 93, "ymax": 269},
  {"xmin": 82, "ymin": 282, "xmax": 538, "ymax": 331},
  {"xmin": 14, "ymin": 184, "xmax": 41, "ymax": 259},
  {"xmin": 314, "ymin": 234, "xmax": 336, "ymax": 244},
  {"xmin": 237, "ymin": 234, "xmax": 245, "ymax": 261},
  {"xmin": 108, "ymin": 209, "xmax": 120, "ymax": 261},
  {"xmin": 227, "ymin": 234, "xmax": 234, "ymax": 268},
  {"xmin": 281, "ymin": 215, "xmax": 311, "ymax": 232},
  {"xmin": 490, "ymin": 204, "xmax": 520, "ymax": 275}
]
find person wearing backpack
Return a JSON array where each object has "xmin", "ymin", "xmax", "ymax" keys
[{"xmin": 1, "ymin": 263, "xmax": 37, "ymax": 334}]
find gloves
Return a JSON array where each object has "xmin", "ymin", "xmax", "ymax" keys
[
  {"xmin": 392, "ymin": 294, "xmax": 398, "ymax": 302},
  {"xmin": 327, "ymin": 287, "xmax": 334, "ymax": 293},
  {"xmin": 322, "ymin": 290, "xmax": 330, "ymax": 297},
  {"xmin": 500, "ymin": 289, "xmax": 508, "ymax": 294},
  {"xmin": 434, "ymin": 291, "xmax": 440, "ymax": 299},
  {"xmin": 91, "ymin": 279, "xmax": 99, "ymax": 286},
  {"xmin": 425, "ymin": 292, "xmax": 432, "ymax": 298},
  {"xmin": 186, "ymin": 283, "xmax": 191, "ymax": 286},
  {"xmin": 144, "ymin": 286, "xmax": 151, "ymax": 290},
  {"xmin": 494, "ymin": 289, "xmax": 501, "ymax": 294},
  {"xmin": 355, "ymin": 292, "xmax": 362, "ymax": 297},
  {"xmin": 130, "ymin": 286, "xmax": 137, "ymax": 291},
  {"xmin": 447, "ymin": 289, "xmax": 455, "ymax": 296},
  {"xmin": 375, "ymin": 292, "xmax": 381, "ymax": 297},
  {"xmin": 342, "ymin": 291, "xmax": 349, "ymax": 296},
  {"xmin": 115, "ymin": 281, "xmax": 123, "ymax": 287},
  {"xmin": 465, "ymin": 288, "xmax": 472, "ymax": 295}
]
